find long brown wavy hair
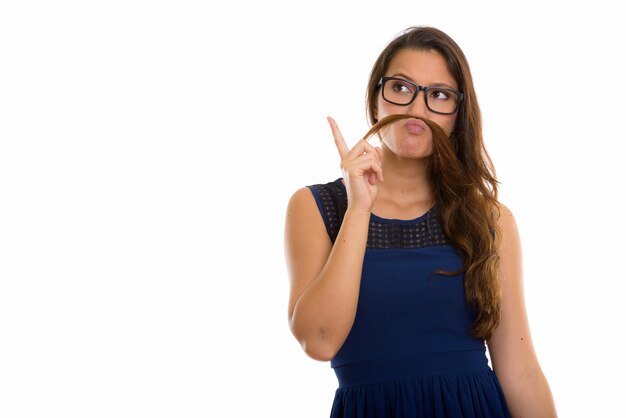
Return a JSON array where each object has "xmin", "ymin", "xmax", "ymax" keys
[{"xmin": 364, "ymin": 27, "xmax": 502, "ymax": 339}]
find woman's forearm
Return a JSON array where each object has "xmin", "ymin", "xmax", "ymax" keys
[{"xmin": 501, "ymin": 367, "xmax": 558, "ymax": 418}]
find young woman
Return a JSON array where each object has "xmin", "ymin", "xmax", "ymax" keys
[{"xmin": 284, "ymin": 26, "xmax": 557, "ymax": 418}]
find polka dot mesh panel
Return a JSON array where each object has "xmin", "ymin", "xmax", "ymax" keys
[{"xmin": 309, "ymin": 179, "xmax": 450, "ymax": 249}]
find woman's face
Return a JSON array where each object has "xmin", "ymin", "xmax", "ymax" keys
[{"xmin": 376, "ymin": 48, "xmax": 459, "ymax": 159}]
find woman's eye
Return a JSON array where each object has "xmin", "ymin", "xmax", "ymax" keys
[
  {"xmin": 430, "ymin": 89, "xmax": 450, "ymax": 100},
  {"xmin": 391, "ymin": 82, "xmax": 413, "ymax": 93}
]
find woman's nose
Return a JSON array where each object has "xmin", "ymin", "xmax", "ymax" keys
[{"xmin": 407, "ymin": 90, "xmax": 429, "ymax": 116}]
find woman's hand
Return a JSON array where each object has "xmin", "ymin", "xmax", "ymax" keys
[{"xmin": 328, "ymin": 116, "xmax": 383, "ymax": 212}]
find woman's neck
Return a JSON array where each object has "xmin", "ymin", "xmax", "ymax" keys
[{"xmin": 374, "ymin": 152, "xmax": 434, "ymax": 217}]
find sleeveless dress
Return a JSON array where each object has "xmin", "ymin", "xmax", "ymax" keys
[{"xmin": 307, "ymin": 178, "xmax": 511, "ymax": 418}]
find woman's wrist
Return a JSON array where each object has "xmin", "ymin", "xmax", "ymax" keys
[{"xmin": 344, "ymin": 206, "xmax": 373, "ymax": 221}]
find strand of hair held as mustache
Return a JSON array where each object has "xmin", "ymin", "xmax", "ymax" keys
[
  {"xmin": 362, "ymin": 114, "xmax": 441, "ymax": 142},
  {"xmin": 362, "ymin": 114, "xmax": 464, "ymax": 190}
]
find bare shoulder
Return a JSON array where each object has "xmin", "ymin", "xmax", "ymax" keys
[
  {"xmin": 493, "ymin": 202, "xmax": 521, "ymax": 250},
  {"xmin": 494, "ymin": 202, "xmax": 516, "ymax": 227},
  {"xmin": 286, "ymin": 186, "xmax": 318, "ymax": 217},
  {"xmin": 285, "ymin": 186, "xmax": 328, "ymax": 237},
  {"xmin": 284, "ymin": 186, "xmax": 332, "ymax": 320}
]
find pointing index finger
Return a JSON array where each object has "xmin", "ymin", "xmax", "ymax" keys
[{"xmin": 327, "ymin": 116, "xmax": 349, "ymax": 159}]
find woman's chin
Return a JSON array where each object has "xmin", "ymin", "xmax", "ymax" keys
[
  {"xmin": 399, "ymin": 150, "xmax": 432, "ymax": 160},
  {"xmin": 396, "ymin": 141, "xmax": 432, "ymax": 159}
]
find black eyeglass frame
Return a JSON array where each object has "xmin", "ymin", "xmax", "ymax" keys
[{"xmin": 377, "ymin": 76, "xmax": 464, "ymax": 115}]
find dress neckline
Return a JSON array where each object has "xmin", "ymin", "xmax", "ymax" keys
[{"xmin": 370, "ymin": 209, "xmax": 434, "ymax": 225}]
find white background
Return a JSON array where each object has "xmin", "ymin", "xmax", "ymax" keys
[{"xmin": 1, "ymin": 1, "xmax": 625, "ymax": 417}]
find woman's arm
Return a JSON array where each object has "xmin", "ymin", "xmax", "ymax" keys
[
  {"xmin": 487, "ymin": 204, "xmax": 558, "ymax": 417},
  {"xmin": 284, "ymin": 187, "xmax": 370, "ymax": 361},
  {"xmin": 285, "ymin": 117, "xmax": 383, "ymax": 362}
]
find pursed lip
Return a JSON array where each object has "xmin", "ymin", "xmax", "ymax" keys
[{"xmin": 404, "ymin": 118, "xmax": 426, "ymax": 134}]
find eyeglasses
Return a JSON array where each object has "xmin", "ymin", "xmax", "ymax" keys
[{"xmin": 378, "ymin": 76, "xmax": 463, "ymax": 115}]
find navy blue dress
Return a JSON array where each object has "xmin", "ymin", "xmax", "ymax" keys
[{"xmin": 308, "ymin": 179, "xmax": 511, "ymax": 418}]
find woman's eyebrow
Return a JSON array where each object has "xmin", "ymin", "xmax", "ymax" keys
[{"xmin": 389, "ymin": 72, "xmax": 457, "ymax": 90}]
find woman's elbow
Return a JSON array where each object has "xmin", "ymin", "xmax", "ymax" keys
[
  {"xmin": 290, "ymin": 321, "xmax": 339, "ymax": 362},
  {"xmin": 301, "ymin": 338, "xmax": 337, "ymax": 362}
]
